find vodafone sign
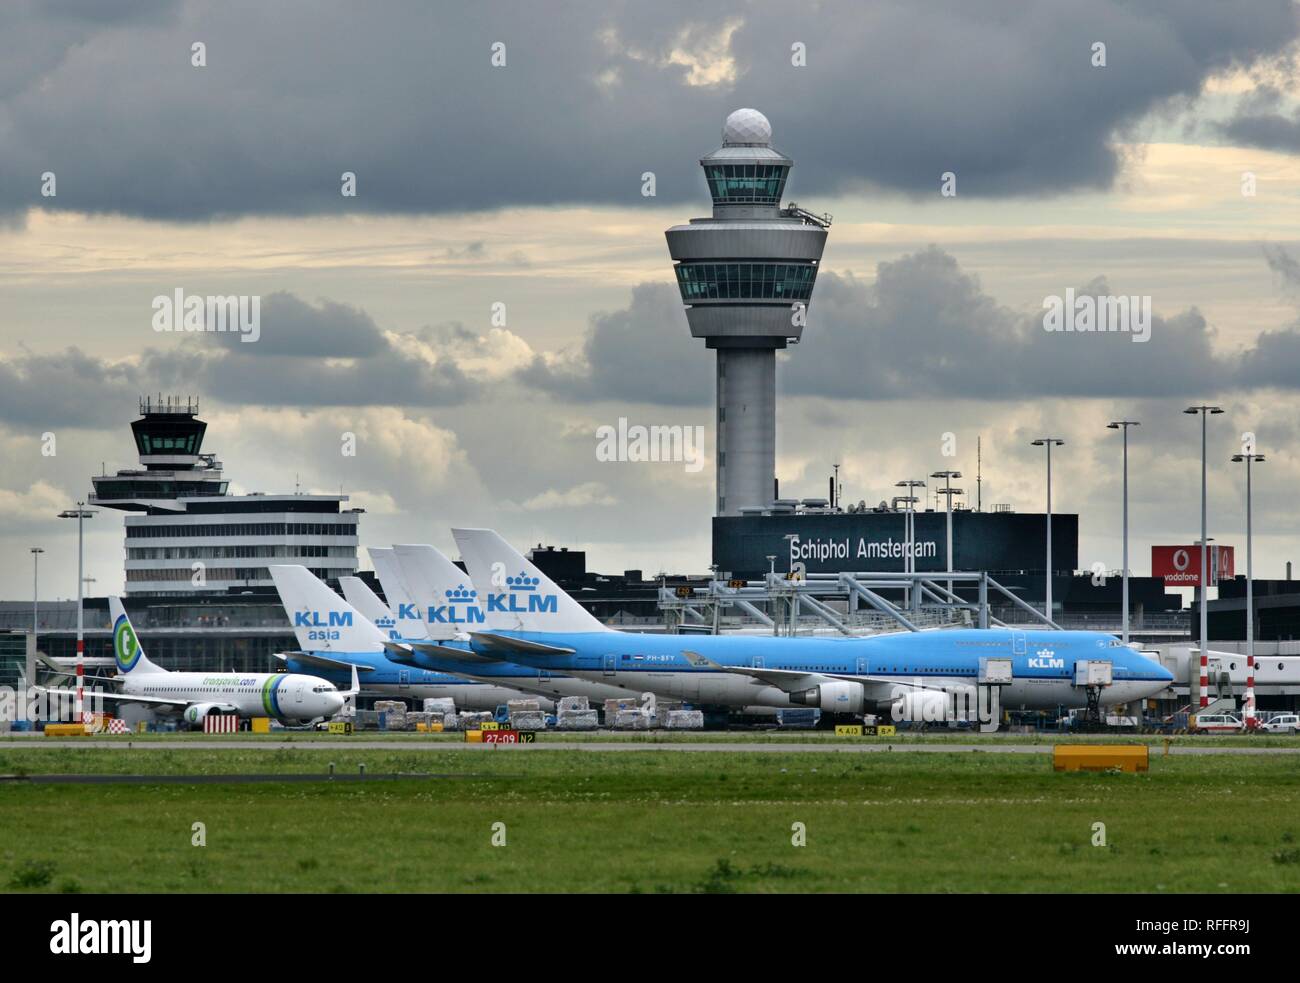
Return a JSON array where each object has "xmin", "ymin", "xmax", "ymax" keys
[{"xmin": 1152, "ymin": 545, "xmax": 1235, "ymax": 587}]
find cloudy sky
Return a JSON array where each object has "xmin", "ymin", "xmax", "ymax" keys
[{"xmin": 5, "ymin": 0, "xmax": 1300, "ymax": 599}]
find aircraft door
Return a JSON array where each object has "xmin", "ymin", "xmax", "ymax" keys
[
  {"xmin": 398, "ymin": 669, "xmax": 410, "ymax": 689},
  {"xmin": 1012, "ymin": 630, "xmax": 1026, "ymax": 656},
  {"xmin": 296, "ymin": 682, "xmax": 304, "ymax": 703},
  {"xmin": 603, "ymin": 654, "xmax": 616, "ymax": 676},
  {"xmin": 856, "ymin": 656, "xmax": 868, "ymax": 675},
  {"xmin": 752, "ymin": 655, "xmax": 764, "ymax": 669}
]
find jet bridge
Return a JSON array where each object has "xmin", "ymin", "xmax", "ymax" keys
[{"xmin": 658, "ymin": 570, "xmax": 1063, "ymax": 636}]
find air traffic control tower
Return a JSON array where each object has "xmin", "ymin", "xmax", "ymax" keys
[{"xmin": 666, "ymin": 108, "xmax": 831, "ymax": 516}]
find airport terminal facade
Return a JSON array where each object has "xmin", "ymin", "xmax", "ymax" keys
[{"xmin": 714, "ymin": 509, "xmax": 1079, "ymax": 579}]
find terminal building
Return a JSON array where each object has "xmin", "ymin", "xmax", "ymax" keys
[{"xmin": 92, "ymin": 396, "xmax": 361, "ymax": 595}]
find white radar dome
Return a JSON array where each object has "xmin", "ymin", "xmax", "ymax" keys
[{"xmin": 722, "ymin": 108, "xmax": 772, "ymax": 146}]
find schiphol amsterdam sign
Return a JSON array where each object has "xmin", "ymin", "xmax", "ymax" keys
[{"xmin": 788, "ymin": 533, "xmax": 939, "ymax": 568}]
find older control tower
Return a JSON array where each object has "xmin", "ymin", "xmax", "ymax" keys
[{"xmin": 666, "ymin": 109, "xmax": 830, "ymax": 516}]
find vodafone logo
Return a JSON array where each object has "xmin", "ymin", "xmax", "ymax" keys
[{"xmin": 1153, "ymin": 544, "xmax": 1232, "ymax": 586}]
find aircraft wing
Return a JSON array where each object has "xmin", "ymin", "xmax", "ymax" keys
[
  {"xmin": 408, "ymin": 641, "xmax": 496, "ymax": 662},
  {"xmin": 275, "ymin": 652, "xmax": 376, "ymax": 673},
  {"xmin": 680, "ymin": 651, "xmax": 952, "ymax": 701},
  {"xmin": 34, "ymin": 687, "xmax": 190, "ymax": 709},
  {"xmin": 469, "ymin": 632, "xmax": 576, "ymax": 657}
]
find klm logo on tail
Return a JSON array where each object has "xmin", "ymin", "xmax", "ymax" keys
[
  {"xmin": 293, "ymin": 611, "xmax": 353, "ymax": 628},
  {"xmin": 403, "ymin": 586, "xmax": 488, "ymax": 625},
  {"xmin": 485, "ymin": 591, "xmax": 558, "ymax": 614}
]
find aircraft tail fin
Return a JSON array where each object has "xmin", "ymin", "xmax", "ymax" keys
[
  {"xmin": 369, "ymin": 547, "xmax": 434, "ymax": 641},
  {"xmin": 339, "ymin": 575, "xmax": 401, "ymax": 641},
  {"xmin": 269, "ymin": 565, "xmax": 387, "ymax": 654},
  {"xmin": 108, "ymin": 597, "xmax": 165, "ymax": 676},
  {"xmin": 450, "ymin": 528, "xmax": 609, "ymax": 633},
  {"xmin": 391, "ymin": 544, "xmax": 484, "ymax": 641}
]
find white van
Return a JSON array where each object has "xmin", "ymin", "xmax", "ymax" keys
[
  {"xmin": 1192, "ymin": 713, "xmax": 1244, "ymax": 733},
  {"xmin": 1260, "ymin": 713, "xmax": 1300, "ymax": 735}
]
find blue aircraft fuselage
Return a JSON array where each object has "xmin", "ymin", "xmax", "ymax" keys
[{"xmin": 463, "ymin": 627, "xmax": 1173, "ymax": 712}]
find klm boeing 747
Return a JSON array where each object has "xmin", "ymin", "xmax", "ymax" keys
[
  {"xmin": 380, "ymin": 544, "xmax": 641, "ymax": 705},
  {"xmin": 269, "ymin": 564, "xmax": 533, "ymax": 711},
  {"xmin": 447, "ymin": 528, "xmax": 1174, "ymax": 723}
]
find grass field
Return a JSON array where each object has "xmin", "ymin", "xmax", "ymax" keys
[{"xmin": 2, "ymin": 743, "xmax": 1299, "ymax": 893}]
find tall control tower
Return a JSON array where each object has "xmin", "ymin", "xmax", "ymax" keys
[{"xmin": 666, "ymin": 108, "xmax": 830, "ymax": 516}]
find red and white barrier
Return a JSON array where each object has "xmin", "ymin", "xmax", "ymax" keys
[
  {"xmin": 203, "ymin": 714, "xmax": 239, "ymax": 733},
  {"xmin": 1245, "ymin": 654, "xmax": 1256, "ymax": 726},
  {"xmin": 1199, "ymin": 649, "xmax": 1210, "ymax": 709}
]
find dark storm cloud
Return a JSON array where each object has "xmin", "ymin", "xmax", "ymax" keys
[
  {"xmin": 196, "ymin": 346, "xmax": 477, "ymax": 408},
  {"xmin": 522, "ymin": 246, "xmax": 1300, "ymax": 404},
  {"xmin": 0, "ymin": 0, "xmax": 1294, "ymax": 220},
  {"xmin": 202, "ymin": 291, "xmax": 387, "ymax": 357},
  {"xmin": 1263, "ymin": 241, "xmax": 1300, "ymax": 290},
  {"xmin": 781, "ymin": 250, "xmax": 1228, "ymax": 399},
  {"xmin": 14, "ymin": 243, "xmax": 1300, "ymax": 432},
  {"xmin": 518, "ymin": 284, "xmax": 710, "ymax": 405},
  {"xmin": 0, "ymin": 347, "xmax": 149, "ymax": 427},
  {"xmin": 1217, "ymin": 82, "xmax": 1300, "ymax": 151},
  {"xmin": 0, "ymin": 291, "xmax": 479, "ymax": 428}
]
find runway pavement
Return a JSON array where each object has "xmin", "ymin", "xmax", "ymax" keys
[{"xmin": 4, "ymin": 738, "xmax": 1299, "ymax": 755}]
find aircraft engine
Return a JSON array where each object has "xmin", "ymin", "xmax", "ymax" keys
[
  {"xmin": 790, "ymin": 680, "xmax": 865, "ymax": 714},
  {"xmin": 183, "ymin": 703, "xmax": 238, "ymax": 729}
]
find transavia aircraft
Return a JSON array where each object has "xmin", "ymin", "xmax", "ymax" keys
[
  {"xmin": 447, "ymin": 528, "xmax": 1175, "ymax": 721},
  {"xmin": 38, "ymin": 597, "xmax": 352, "ymax": 727},
  {"xmin": 269, "ymin": 565, "xmax": 541, "ymax": 712}
]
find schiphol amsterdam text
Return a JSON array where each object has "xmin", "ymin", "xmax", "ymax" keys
[
  {"xmin": 151, "ymin": 288, "xmax": 261, "ymax": 343},
  {"xmin": 789, "ymin": 534, "xmax": 938, "ymax": 566},
  {"xmin": 1042, "ymin": 289, "xmax": 1151, "ymax": 343}
]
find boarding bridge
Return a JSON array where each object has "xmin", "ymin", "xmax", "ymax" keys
[
  {"xmin": 658, "ymin": 570, "xmax": 1060, "ymax": 637},
  {"xmin": 1145, "ymin": 645, "xmax": 1300, "ymax": 709}
]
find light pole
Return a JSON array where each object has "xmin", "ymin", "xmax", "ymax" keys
[
  {"xmin": 1232, "ymin": 450, "xmax": 1264, "ymax": 727},
  {"xmin": 1107, "ymin": 421, "xmax": 1140, "ymax": 644},
  {"xmin": 30, "ymin": 547, "xmax": 44, "ymax": 644},
  {"xmin": 1184, "ymin": 405, "xmax": 1222, "ymax": 708},
  {"xmin": 57, "ymin": 504, "xmax": 97, "ymax": 725},
  {"xmin": 895, "ymin": 479, "xmax": 926, "ymax": 610},
  {"xmin": 931, "ymin": 471, "xmax": 963, "ymax": 597},
  {"xmin": 832, "ymin": 463, "xmax": 840, "ymax": 510},
  {"xmin": 1031, "ymin": 439, "xmax": 1064, "ymax": 620}
]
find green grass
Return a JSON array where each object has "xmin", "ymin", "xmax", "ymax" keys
[{"xmin": 1, "ymin": 747, "xmax": 1298, "ymax": 893}]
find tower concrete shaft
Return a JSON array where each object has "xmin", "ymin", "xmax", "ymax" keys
[{"xmin": 665, "ymin": 109, "xmax": 830, "ymax": 516}]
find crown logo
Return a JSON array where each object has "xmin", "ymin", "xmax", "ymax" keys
[
  {"xmin": 376, "ymin": 615, "xmax": 395, "ymax": 628},
  {"xmin": 506, "ymin": 573, "xmax": 539, "ymax": 591},
  {"xmin": 445, "ymin": 584, "xmax": 478, "ymax": 601}
]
